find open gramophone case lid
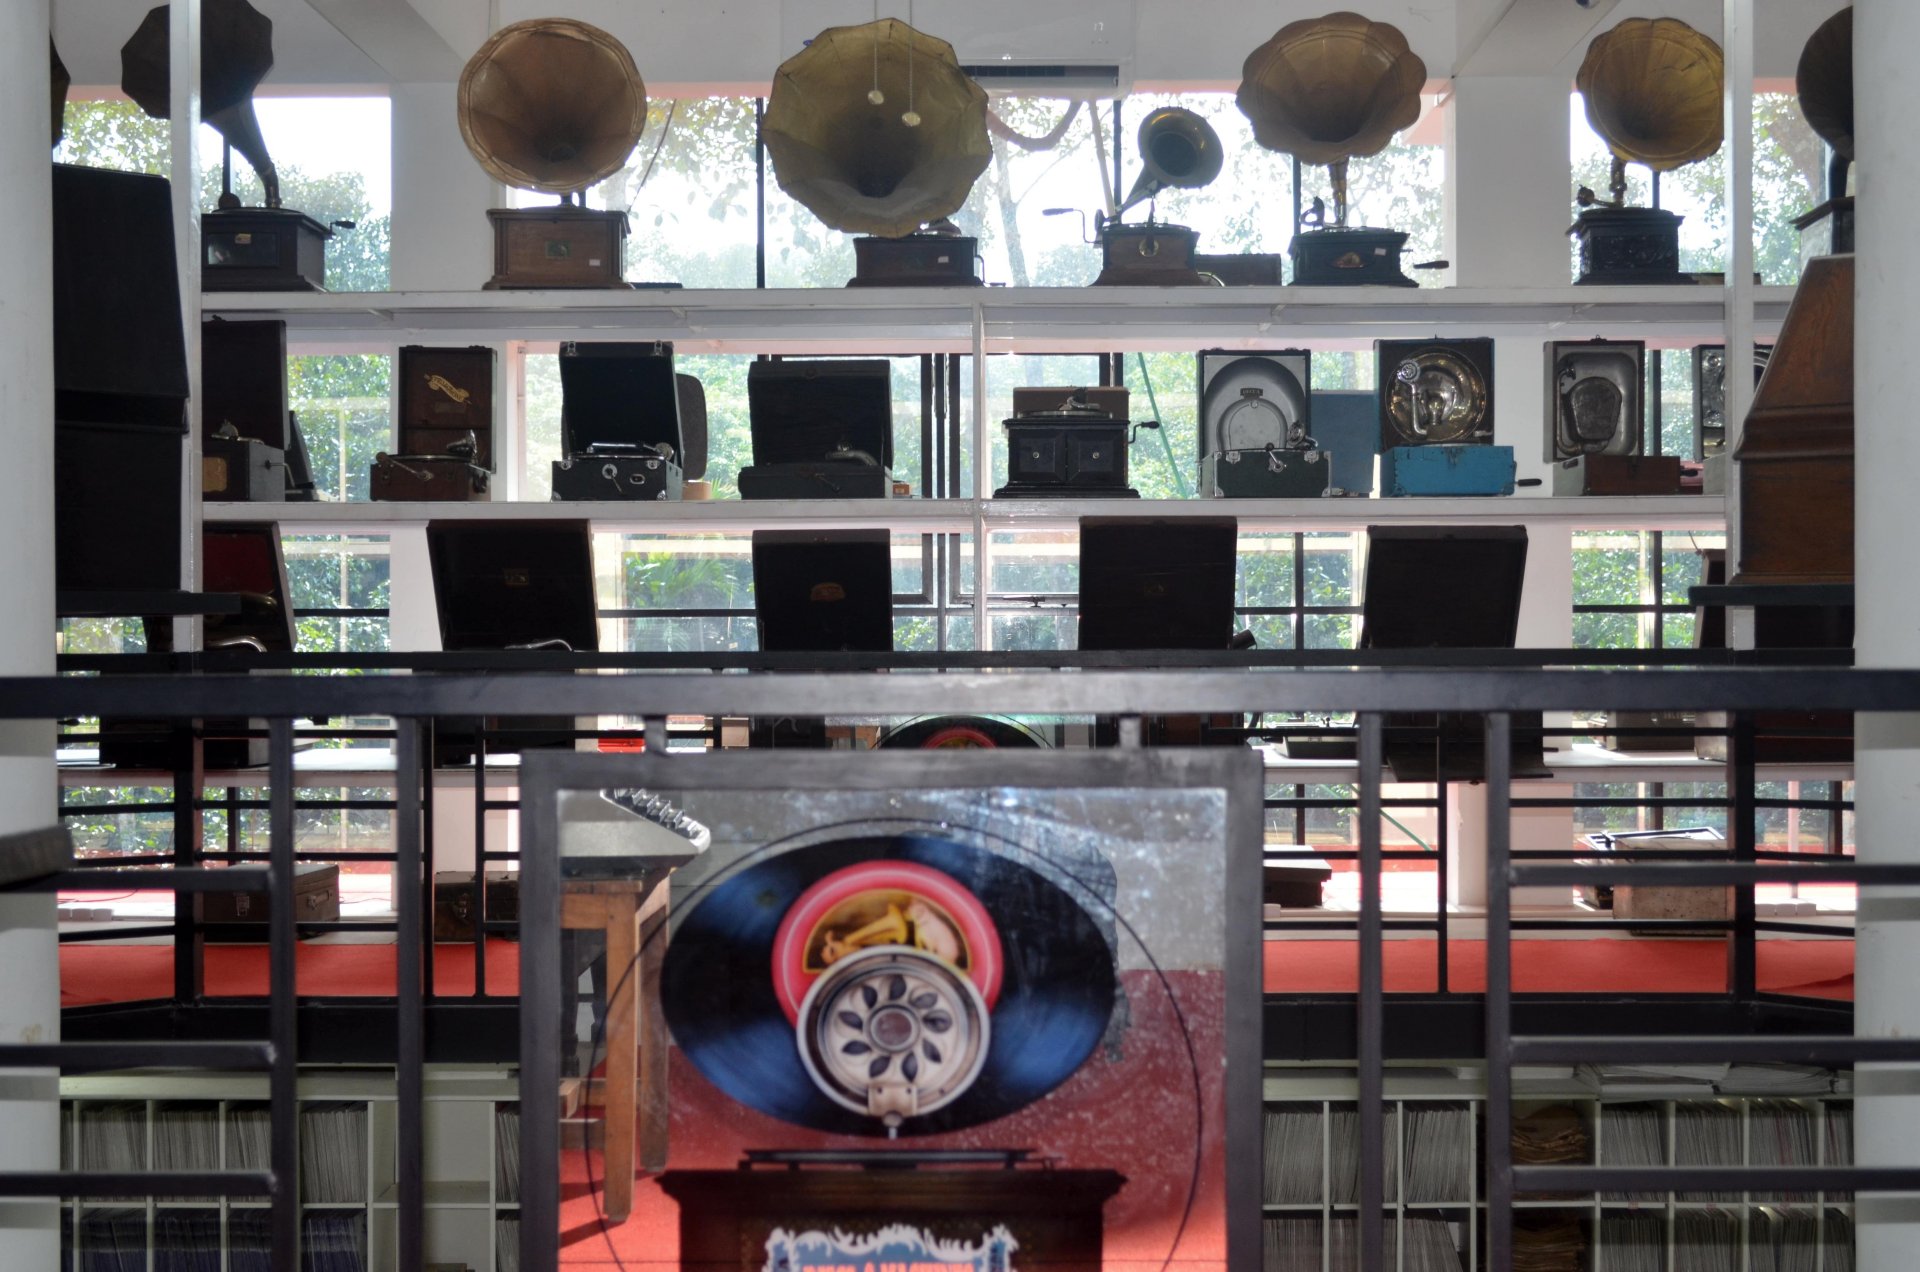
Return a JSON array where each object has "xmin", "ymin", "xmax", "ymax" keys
[
  {"xmin": 559, "ymin": 342, "xmax": 683, "ymax": 460},
  {"xmin": 764, "ymin": 18, "xmax": 991, "ymax": 240}
]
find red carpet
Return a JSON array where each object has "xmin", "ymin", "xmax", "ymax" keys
[{"xmin": 58, "ymin": 937, "xmax": 1852, "ymax": 1005}]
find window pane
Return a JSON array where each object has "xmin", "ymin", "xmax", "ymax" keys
[{"xmin": 291, "ymin": 355, "xmax": 390, "ymax": 503}]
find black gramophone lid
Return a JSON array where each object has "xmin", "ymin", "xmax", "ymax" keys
[
  {"xmin": 748, "ymin": 359, "xmax": 894, "ymax": 468},
  {"xmin": 559, "ymin": 341, "xmax": 682, "ymax": 458},
  {"xmin": 1360, "ymin": 525, "xmax": 1528, "ymax": 650}
]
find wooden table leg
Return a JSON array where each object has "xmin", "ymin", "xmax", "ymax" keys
[
  {"xmin": 638, "ymin": 880, "xmax": 670, "ymax": 1170},
  {"xmin": 601, "ymin": 890, "xmax": 641, "ymax": 1223}
]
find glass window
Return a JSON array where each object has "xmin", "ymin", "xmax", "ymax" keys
[
  {"xmin": 1572, "ymin": 529, "xmax": 1726, "ymax": 651},
  {"xmin": 290, "ymin": 354, "xmax": 390, "ymax": 503},
  {"xmin": 283, "ymin": 535, "xmax": 391, "ymax": 654},
  {"xmin": 55, "ymin": 98, "xmax": 392, "ymax": 291}
]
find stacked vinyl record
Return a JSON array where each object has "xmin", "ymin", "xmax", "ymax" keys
[
  {"xmin": 496, "ymin": 1102, "xmax": 521, "ymax": 1205},
  {"xmin": 1512, "ymin": 1105, "xmax": 1590, "ymax": 1200},
  {"xmin": 1597, "ymin": 1211, "xmax": 1664, "ymax": 1272},
  {"xmin": 299, "ymin": 1212, "xmax": 367, "ymax": 1272},
  {"xmin": 1512, "ymin": 1213, "xmax": 1584, "ymax": 1272},
  {"xmin": 1672, "ymin": 1211, "xmax": 1739, "ymax": 1272},
  {"xmin": 1674, "ymin": 1104, "xmax": 1742, "ymax": 1202},
  {"xmin": 299, "ymin": 1102, "xmax": 369, "ymax": 1204},
  {"xmin": 1598, "ymin": 1103, "xmax": 1664, "ymax": 1199}
]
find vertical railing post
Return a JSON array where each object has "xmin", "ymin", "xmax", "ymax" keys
[
  {"xmin": 1729, "ymin": 712, "xmax": 1758, "ymax": 999},
  {"xmin": 395, "ymin": 718, "xmax": 425, "ymax": 1269},
  {"xmin": 267, "ymin": 718, "xmax": 298, "ymax": 1270},
  {"xmin": 1357, "ymin": 712, "xmax": 1385, "ymax": 1272},
  {"xmin": 172, "ymin": 735, "xmax": 205, "ymax": 1003},
  {"xmin": 1485, "ymin": 712, "xmax": 1514, "ymax": 1272}
]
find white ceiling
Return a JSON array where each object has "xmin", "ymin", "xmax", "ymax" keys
[{"xmin": 53, "ymin": 0, "xmax": 1852, "ymax": 93}]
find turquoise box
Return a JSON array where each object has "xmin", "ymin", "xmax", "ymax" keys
[{"xmin": 1379, "ymin": 444, "xmax": 1516, "ymax": 497}]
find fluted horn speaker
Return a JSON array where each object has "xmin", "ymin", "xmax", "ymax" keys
[
  {"xmin": 764, "ymin": 19, "xmax": 990, "ymax": 286},
  {"xmin": 121, "ymin": 0, "xmax": 335, "ymax": 291},
  {"xmin": 459, "ymin": 18, "xmax": 651, "ymax": 290},
  {"xmin": 1570, "ymin": 17, "xmax": 1722, "ymax": 284},
  {"xmin": 1237, "ymin": 12, "xmax": 1427, "ymax": 286}
]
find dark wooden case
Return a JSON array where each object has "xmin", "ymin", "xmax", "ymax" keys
[
  {"xmin": 1013, "ymin": 386, "xmax": 1129, "ymax": 420},
  {"xmin": 1289, "ymin": 226, "xmax": 1417, "ymax": 286},
  {"xmin": 1196, "ymin": 252, "xmax": 1286, "ymax": 286},
  {"xmin": 433, "ymin": 871, "xmax": 521, "ymax": 941},
  {"xmin": 1732, "ymin": 254, "xmax": 1853, "ymax": 586},
  {"xmin": 370, "ymin": 455, "xmax": 489, "ymax": 501},
  {"xmin": 1570, "ymin": 206, "xmax": 1686, "ymax": 285},
  {"xmin": 398, "ymin": 345, "xmax": 496, "ymax": 469},
  {"xmin": 1552, "ymin": 453, "xmax": 1683, "ymax": 496},
  {"xmin": 428, "ymin": 521, "xmax": 599, "ymax": 653},
  {"xmin": 1078, "ymin": 517, "xmax": 1238, "ymax": 651},
  {"xmin": 56, "ymin": 422, "xmax": 183, "ymax": 594},
  {"xmin": 203, "ymin": 436, "xmax": 287, "ymax": 501},
  {"xmin": 750, "ymin": 531, "xmax": 894, "ymax": 654},
  {"xmin": 485, "ymin": 207, "xmax": 630, "ymax": 290},
  {"xmin": 747, "ymin": 359, "xmax": 894, "ymax": 467},
  {"xmin": 197, "ymin": 862, "xmax": 339, "ymax": 937},
  {"xmin": 203, "ymin": 208, "xmax": 331, "ymax": 292},
  {"xmin": 1094, "ymin": 223, "xmax": 1208, "ymax": 286},
  {"xmin": 737, "ymin": 462, "xmax": 891, "ymax": 499},
  {"xmin": 202, "ymin": 319, "xmax": 289, "ymax": 447},
  {"xmin": 997, "ymin": 419, "xmax": 1137, "ymax": 497},
  {"xmin": 850, "ymin": 234, "xmax": 982, "ymax": 286}
]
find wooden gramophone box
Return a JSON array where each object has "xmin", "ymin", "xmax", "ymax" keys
[
  {"xmin": 398, "ymin": 345, "xmax": 496, "ymax": 469},
  {"xmin": 485, "ymin": 206, "xmax": 630, "ymax": 290},
  {"xmin": 1731, "ymin": 253, "xmax": 1853, "ymax": 585},
  {"xmin": 203, "ymin": 208, "xmax": 332, "ymax": 293}
]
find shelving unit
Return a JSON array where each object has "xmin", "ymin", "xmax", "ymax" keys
[
  {"xmin": 59, "ymin": 1067, "xmax": 519, "ymax": 1272},
  {"xmin": 203, "ymin": 285, "xmax": 1794, "ymax": 351},
  {"xmin": 1262, "ymin": 1067, "xmax": 1857, "ymax": 1272}
]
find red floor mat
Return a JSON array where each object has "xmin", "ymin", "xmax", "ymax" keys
[{"xmin": 58, "ymin": 937, "xmax": 1852, "ymax": 1005}]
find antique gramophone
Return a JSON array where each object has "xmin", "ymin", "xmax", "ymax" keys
[
  {"xmin": 1237, "ymin": 12, "xmax": 1427, "ymax": 287},
  {"xmin": 764, "ymin": 19, "xmax": 991, "ymax": 287},
  {"xmin": 1794, "ymin": 6, "xmax": 1854, "ymax": 262},
  {"xmin": 459, "ymin": 19, "xmax": 650, "ymax": 290},
  {"xmin": 121, "ymin": 0, "xmax": 334, "ymax": 291},
  {"xmin": 1571, "ymin": 18, "xmax": 1723, "ymax": 285},
  {"xmin": 1072, "ymin": 108, "xmax": 1226, "ymax": 286}
]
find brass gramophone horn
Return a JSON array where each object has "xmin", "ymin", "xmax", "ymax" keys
[
  {"xmin": 458, "ymin": 18, "xmax": 648, "ymax": 199},
  {"xmin": 1577, "ymin": 17, "xmax": 1723, "ymax": 205},
  {"xmin": 1796, "ymin": 7, "xmax": 1853, "ymax": 201},
  {"xmin": 121, "ymin": 0, "xmax": 281, "ymax": 206},
  {"xmin": 764, "ymin": 18, "xmax": 991, "ymax": 239},
  {"xmin": 1236, "ymin": 12, "xmax": 1425, "ymax": 227},
  {"xmin": 1116, "ymin": 107, "xmax": 1224, "ymax": 218}
]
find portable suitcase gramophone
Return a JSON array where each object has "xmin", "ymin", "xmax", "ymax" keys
[
  {"xmin": 371, "ymin": 346, "xmax": 496, "ymax": 501},
  {"xmin": 552, "ymin": 342, "xmax": 701, "ymax": 501},
  {"xmin": 121, "ymin": 0, "xmax": 334, "ymax": 292},
  {"xmin": 764, "ymin": 19, "xmax": 990, "ymax": 287},
  {"xmin": 997, "ymin": 387, "xmax": 1150, "ymax": 498},
  {"xmin": 1237, "ymin": 13, "xmax": 1428, "ymax": 287},
  {"xmin": 1197, "ymin": 350, "xmax": 1328, "ymax": 497},
  {"xmin": 458, "ymin": 19, "xmax": 652, "ymax": 290},
  {"xmin": 1793, "ymin": 7, "xmax": 1854, "ymax": 263},
  {"xmin": 1570, "ymin": 18, "xmax": 1723, "ymax": 285}
]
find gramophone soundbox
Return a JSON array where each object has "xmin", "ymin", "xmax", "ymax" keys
[
  {"xmin": 484, "ymin": 206, "xmax": 632, "ymax": 290},
  {"xmin": 1093, "ymin": 223, "xmax": 1208, "ymax": 286}
]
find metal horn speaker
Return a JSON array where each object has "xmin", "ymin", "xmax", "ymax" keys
[
  {"xmin": 121, "ymin": 0, "xmax": 281, "ymax": 207},
  {"xmin": 763, "ymin": 18, "xmax": 991, "ymax": 239},
  {"xmin": 1116, "ymin": 107, "xmax": 1224, "ymax": 217},
  {"xmin": 1236, "ymin": 11, "xmax": 1425, "ymax": 227},
  {"xmin": 1577, "ymin": 17, "xmax": 1723, "ymax": 202},
  {"xmin": 1796, "ymin": 6, "xmax": 1853, "ymax": 200},
  {"xmin": 458, "ymin": 18, "xmax": 648, "ymax": 199}
]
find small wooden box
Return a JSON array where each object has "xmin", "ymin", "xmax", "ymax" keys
[
  {"xmin": 485, "ymin": 207, "xmax": 630, "ymax": 290},
  {"xmin": 202, "ymin": 208, "xmax": 330, "ymax": 292},
  {"xmin": 434, "ymin": 871, "xmax": 520, "ymax": 941},
  {"xmin": 1552, "ymin": 454, "xmax": 1683, "ymax": 496},
  {"xmin": 397, "ymin": 346, "xmax": 495, "ymax": 469},
  {"xmin": 197, "ymin": 862, "xmax": 340, "ymax": 939},
  {"xmin": 370, "ymin": 455, "xmax": 489, "ymax": 501}
]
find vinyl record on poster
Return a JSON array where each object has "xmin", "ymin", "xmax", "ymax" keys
[
  {"xmin": 874, "ymin": 715, "xmax": 1048, "ymax": 750},
  {"xmin": 661, "ymin": 833, "xmax": 1116, "ymax": 1136}
]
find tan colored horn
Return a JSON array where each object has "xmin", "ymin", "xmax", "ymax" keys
[
  {"xmin": 763, "ymin": 18, "xmax": 991, "ymax": 239},
  {"xmin": 1577, "ymin": 17, "xmax": 1724, "ymax": 174},
  {"xmin": 1235, "ymin": 12, "xmax": 1426, "ymax": 167},
  {"xmin": 458, "ymin": 18, "xmax": 648, "ymax": 197}
]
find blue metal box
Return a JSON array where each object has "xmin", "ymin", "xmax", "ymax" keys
[
  {"xmin": 1309, "ymin": 390, "xmax": 1378, "ymax": 495},
  {"xmin": 1379, "ymin": 445, "xmax": 1515, "ymax": 497}
]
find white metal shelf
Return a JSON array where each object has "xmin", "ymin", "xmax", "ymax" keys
[
  {"xmin": 205, "ymin": 494, "xmax": 1725, "ymax": 536},
  {"xmin": 203, "ymin": 285, "xmax": 1793, "ymax": 351}
]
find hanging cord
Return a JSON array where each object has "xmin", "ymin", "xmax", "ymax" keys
[
  {"xmin": 631, "ymin": 101, "xmax": 678, "ymax": 193},
  {"xmin": 901, "ymin": 4, "xmax": 920, "ymax": 126},
  {"xmin": 986, "ymin": 101, "xmax": 1083, "ymax": 151},
  {"xmin": 1132, "ymin": 352, "xmax": 1189, "ymax": 498},
  {"xmin": 869, "ymin": 0, "xmax": 884, "ymax": 104}
]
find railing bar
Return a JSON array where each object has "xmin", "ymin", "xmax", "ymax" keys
[
  {"xmin": 1485, "ymin": 711, "xmax": 1514, "ymax": 1272},
  {"xmin": 1356, "ymin": 711, "xmax": 1384, "ymax": 1272},
  {"xmin": 267, "ymin": 717, "xmax": 299, "ymax": 1272}
]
